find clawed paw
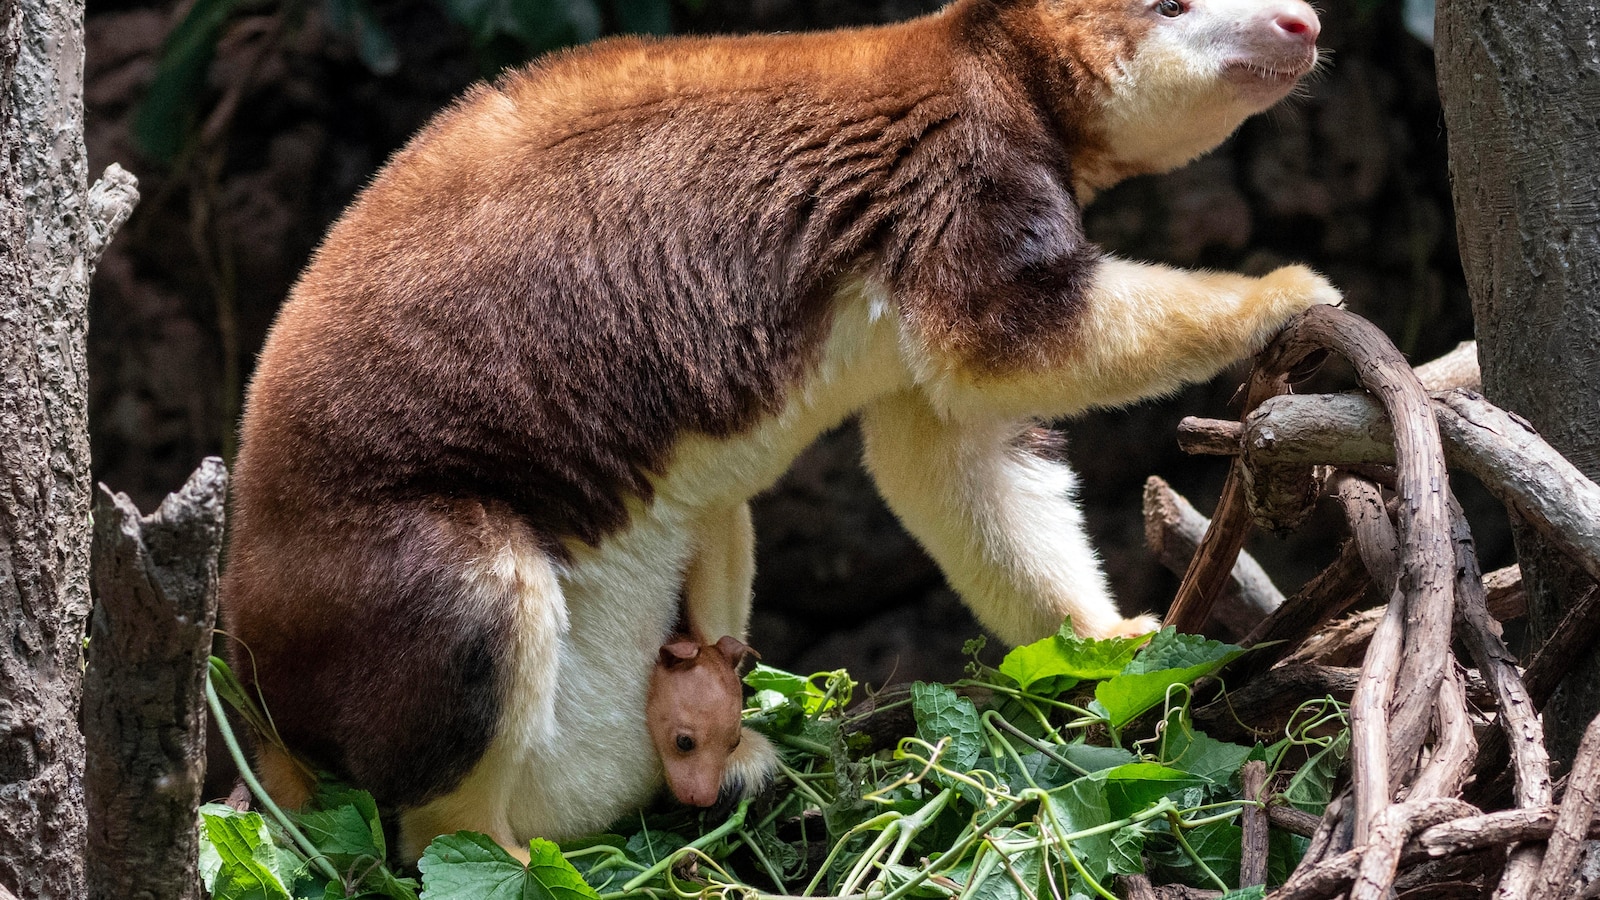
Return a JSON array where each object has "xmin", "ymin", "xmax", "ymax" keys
[{"xmin": 1261, "ymin": 264, "xmax": 1342, "ymax": 313}]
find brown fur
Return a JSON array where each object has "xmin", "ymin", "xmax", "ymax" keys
[{"xmin": 223, "ymin": 0, "xmax": 1318, "ymax": 815}]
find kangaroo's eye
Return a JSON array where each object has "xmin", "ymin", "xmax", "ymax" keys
[
  {"xmin": 1156, "ymin": 0, "xmax": 1185, "ymax": 16},
  {"xmin": 676, "ymin": 735, "xmax": 696, "ymax": 753}
]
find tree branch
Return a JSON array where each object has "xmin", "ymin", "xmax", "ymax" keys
[
  {"xmin": 84, "ymin": 163, "xmax": 138, "ymax": 270},
  {"xmin": 1176, "ymin": 390, "xmax": 1600, "ymax": 590}
]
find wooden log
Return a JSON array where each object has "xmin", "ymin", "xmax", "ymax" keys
[
  {"xmin": 1194, "ymin": 664, "xmax": 1359, "ymax": 741},
  {"xmin": 1118, "ymin": 875, "xmax": 1159, "ymax": 900},
  {"xmin": 1276, "ymin": 799, "xmax": 1476, "ymax": 900},
  {"xmin": 1413, "ymin": 340, "xmax": 1480, "ymax": 393},
  {"xmin": 1436, "ymin": 391, "xmax": 1600, "ymax": 591},
  {"xmin": 1407, "ymin": 663, "xmax": 1475, "ymax": 803},
  {"xmin": 1171, "ymin": 308, "xmax": 1457, "ymax": 784},
  {"xmin": 1338, "ymin": 477, "xmax": 1405, "ymax": 846},
  {"xmin": 1268, "ymin": 805, "xmax": 1322, "ymax": 838},
  {"xmin": 1269, "ymin": 806, "xmax": 1600, "ymax": 900},
  {"xmin": 1446, "ymin": 493, "xmax": 1550, "ymax": 900},
  {"xmin": 1484, "ymin": 565, "xmax": 1525, "ymax": 621},
  {"xmin": 1281, "ymin": 606, "xmax": 1382, "ymax": 667},
  {"xmin": 1234, "ymin": 540, "xmax": 1380, "ymax": 678},
  {"xmin": 83, "ymin": 459, "xmax": 227, "ymax": 900},
  {"xmin": 1349, "ymin": 799, "xmax": 1480, "ymax": 900}
]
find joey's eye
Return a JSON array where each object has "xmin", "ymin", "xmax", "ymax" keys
[
  {"xmin": 676, "ymin": 735, "xmax": 696, "ymax": 753},
  {"xmin": 1156, "ymin": 0, "xmax": 1185, "ymax": 16}
]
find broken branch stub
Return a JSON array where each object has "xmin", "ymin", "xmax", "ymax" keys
[
  {"xmin": 1143, "ymin": 476, "xmax": 1285, "ymax": 636},
  {"xmin": 84, "ymin": 459, "xmax": 227, "ymax": 900}
]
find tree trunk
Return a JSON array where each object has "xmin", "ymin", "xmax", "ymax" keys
[
  {"xmin": 0, "ymin": 0, "xmax": 136, "ymax": 888},
  {"xmin": 1435, "ymin": 0, "xmax": 1600, "ymax": 767},
  {"xmin": 84, "ymin": 461, "xmax": 226, "ymax": 900}
]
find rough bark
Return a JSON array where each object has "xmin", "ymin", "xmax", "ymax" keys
[
  {"xmin": 0, "ymin": 0, "xmax": 137, "ymax": 888},
  {"xmin": 84, "ymin": 460, "xmax": 225, "ymax": 900},
  {"xmin": 1435, "ymin": 0, "xmax": 1600, "ymax": 766},
  {"xmin": 1240, "ymin": 761, "xmax": 1270, "ymax": 888}
]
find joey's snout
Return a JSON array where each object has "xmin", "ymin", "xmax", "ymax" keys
[{"xmin": 665, "ymin": 762, "xmax": 723, "ymax": 808}]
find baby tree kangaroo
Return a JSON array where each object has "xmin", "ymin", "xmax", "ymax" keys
[
  {"xmin": 647, "ymin": 630, "xmax": 773, "ymax": 810},
  {"xmin": 222, "ymin": 0, "xmax": 1335, "ymax": 861}
]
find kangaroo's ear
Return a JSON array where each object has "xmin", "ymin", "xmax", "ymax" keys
[
  {"xmin": 712, "ymin": 635, "xmax": 759, "ymax": 667},
  {"xmin": 660, "ymin": 640, "xmax": 701, "ymax": 669}
]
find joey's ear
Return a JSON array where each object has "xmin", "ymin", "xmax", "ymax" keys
[
  {"xmin": 660, "ymin": 640, "xmax": 701, "ymax": 668},
  {"xmin": 712, "ymin": 635, "xmax": 759, "ymax": 667}
]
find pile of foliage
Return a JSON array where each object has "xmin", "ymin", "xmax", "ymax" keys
[{"xmin": 199, "ymin": 622, "xmax": 1348, "ymax": 899}]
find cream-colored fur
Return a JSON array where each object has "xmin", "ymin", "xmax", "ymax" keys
[
  {"xmin": 861, "ymin": 393, "xmax": 1146, "ymax": 643},
  {"xmin": 682, "ymin": 503, "xmax": 757, "ymax": 643},
  {"xmin": 912, "ymin": 259, "xmax": 1340, "ymax": 421}
]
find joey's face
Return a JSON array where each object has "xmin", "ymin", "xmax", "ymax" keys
[
  {"xmin": 1048, "ymin": 0, "xmax": 1322, "ymax": 194},
  {"xmin": 647, "ymin": 650, "xmax": 746, "ymax": 808}
]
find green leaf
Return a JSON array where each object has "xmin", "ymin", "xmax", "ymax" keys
[
  {"xmin": 911, "ymin": 682, "xmax": 982, "ymax": 770},
  {"xmin": 1121, "ymin": 629, "xmax": 1245, "ymax": 676},
  {"xmin": 1056, "ymin": 743, "xmax": 1137, "ymax": 773},
  {"xmin": 1045, "ymin": 778, "xmax": 1115, "ymax": 890},
  {"xmin": 198, "ymin": 802, "xmax": 235, "ymax": 890},
  {"xmin": 1095, "ymin": 632, "xmax": 1248, "ymax": 729},
  {"xmin": 311, "ymin": 784, "xmax": 386, "ymax": 858},
  {"xmin": 1283, "ymin": 731, "xmax": 1350, "ymax": 814},
  {"xmin": 1100, "ymin": 764, "xmax": 1206, "ymax": 820},
  {"xmin": 1157, "ymin": 709, "xmax": 1255, "ymax": 785},
  {"xmin": 1184, "ymin": 821, "xmax": 1243, "ymax": 887},
  {"xmin": 1220, "ymin": 888, "xmax": 1267, "ymax": 900},
  {"xmin": 133, "ymin": 0, "xmax": 247, "ymax": 162},
  {"xmin": 998, "ymin": 621, "xmax": 1150, "ymax": 690},
  {"xmin": 1108, "ymin": 826, "xmax": 1146, "ymax": 876},
  {"xmin": 750, "ymin": 688, "xmax": 789, "ymax": 711},
  {"xmin": 623, "ymin": 829, "xmax": 687, "ymax": 867},
  {"xmin": 419, "ymin": 833, "xmax": 600, "ymax": 900},
  {"xmin": 1268, "ymin": 828, "xmax": 1310, "ymax": 887},
  {"xmin": 292, "ymin": 804, "xmax": 381, "ymax": 867},
  {"xmin": 200, "ymin": 810, "xmax": 295, "ymax": 900},
  {"xmin": 966, "ymin": 833, "xmax": 1043, "ymax": 900},
  {"xmin": 744, "ymin": 664, "xmax": 810, "ymax": 700}
]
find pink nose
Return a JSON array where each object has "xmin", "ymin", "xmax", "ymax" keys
[{"xmin": 1270, "ymin": 3, "xmax": 1321, "ymax": 44}]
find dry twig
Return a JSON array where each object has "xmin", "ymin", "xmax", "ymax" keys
[{"xmin": 1143, "ymin": 476, "xmax": 1285, "ymax": 635}]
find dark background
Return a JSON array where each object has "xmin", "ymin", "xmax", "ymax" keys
[{"xmin": 83, "ymin": 0, "xmax": 1500, "ymax": 689}]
